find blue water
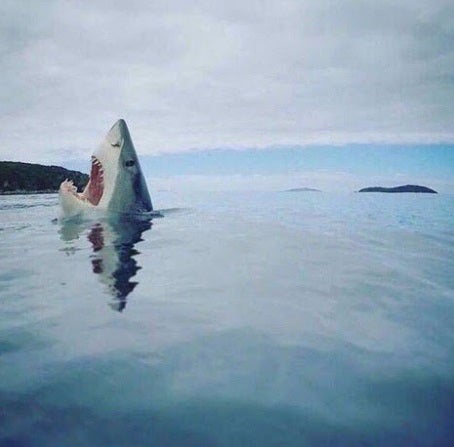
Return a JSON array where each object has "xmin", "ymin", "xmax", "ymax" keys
[{"xmin": 1, "ymin": 191, "xmax": 453, "ymax": 446}]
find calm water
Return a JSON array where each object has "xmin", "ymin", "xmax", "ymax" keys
[{"xmin": 1, "ymin": 191, "xmax": 453, "ymax": 446}]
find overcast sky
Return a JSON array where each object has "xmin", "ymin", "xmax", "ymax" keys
[{"xmin": 1, "ymin": 0, "xmax": 453, "ymax": 165}]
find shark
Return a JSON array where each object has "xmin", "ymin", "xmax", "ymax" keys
[{"xmin": 59, "ymin": 119, "xmax": 153, "ymax": 218}]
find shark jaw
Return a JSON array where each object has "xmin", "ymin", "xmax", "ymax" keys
[
  {"xmin": 59, "ymin": 119, "xmax": 152, "ymax": 218},
  {"xmin": 60, "ymin": 155, "xmax": 105, "ymax": 206},
  {"xmin": 86, "ymin": 155, "xmax": 105, "ymax": 205}
]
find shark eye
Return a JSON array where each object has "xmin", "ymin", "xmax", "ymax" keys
[
  {"xmin": 125, "ymin": 160, "xmax": 135, "ymax": 167},
  {"xmin": 111, "ymin": 142, "xmax": 121, "ymax": 147}
]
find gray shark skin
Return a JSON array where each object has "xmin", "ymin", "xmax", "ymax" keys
[
  {"xmin": 108, "ymin": 120, "xmax": 153, "ymax": 214},
  {"xmin": 59, "ymin": 119, "xmax": 153, "ymax": 218}
]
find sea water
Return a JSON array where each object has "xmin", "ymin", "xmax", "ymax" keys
[{"xmin": 0, "ymin": 191, "xmax": 453, "ymax": 446}]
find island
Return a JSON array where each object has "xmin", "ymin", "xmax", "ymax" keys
[
  {"xmin": 358, "ymin": 185, "xmax": 437, "ymax": 194},
  {"xmin": 285, "ymin": 187, "xmax": 321, "ymax": 192},
  {"xmin": 0, "ymin": 161, "xmax": 88, "ymax": 195}
]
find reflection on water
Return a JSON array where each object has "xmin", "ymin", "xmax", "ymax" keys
[
  {"xmin": 59, "ymin": 216, "xmax": 152, "ymax": 311},
  {"xmin": 2, "ymin": 193, "xmax": 453, "ymax": 446}
]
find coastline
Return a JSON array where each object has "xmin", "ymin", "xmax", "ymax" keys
[{"xmin": 0, "ymin": 190, "xmax": 59, "ymax": 196}]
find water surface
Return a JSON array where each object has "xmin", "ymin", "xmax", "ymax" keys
[{"xmin": 1, "ymin": 191, "xmax": 453, "ymax": 446}]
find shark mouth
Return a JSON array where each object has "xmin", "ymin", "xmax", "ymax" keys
[
  {"xmin": 60, "ymin": 156, "xmax": 104, "ymax": 206},
  {"xmin": 85, "ymin": 156, "xmax": 104, "ymax": 205}
]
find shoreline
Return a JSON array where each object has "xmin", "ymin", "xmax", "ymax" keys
[{"xmin": 0, "ymin": 190, "xmax": 59, "ymax": 196}]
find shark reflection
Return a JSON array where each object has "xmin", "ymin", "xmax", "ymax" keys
[{"xmin": 60, "ymin": 216, "xmax": 152, "ymax": 311}]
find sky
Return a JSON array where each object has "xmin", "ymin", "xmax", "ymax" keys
[{"xmin": 1, "ymin": 0, "xmax": 453, "ymax": 191}]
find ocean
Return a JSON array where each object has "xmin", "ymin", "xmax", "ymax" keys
[{"xmin": 1, "ymin": 190, "xmax": 453, "ymax": 446}]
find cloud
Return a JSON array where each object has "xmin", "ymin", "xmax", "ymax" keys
[{"xmin": 0, "ymin": 0, "xmax": 453, "ymax": 163}]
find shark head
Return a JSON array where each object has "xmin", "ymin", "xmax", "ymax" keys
[{"xmin": 60, "ymin": 119, "xmax": 153, "ymax": 217}]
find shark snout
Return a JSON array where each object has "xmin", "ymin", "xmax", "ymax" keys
[
  {"xmin": 106, "ymin": 119, "xmax": 130, "ymax": 147},
  {"xmin": 111, "ymin": 119, "xmax": 127, "ymax": 133}
]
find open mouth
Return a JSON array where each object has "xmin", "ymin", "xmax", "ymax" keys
[
  {"xmin": 85, "ymin": 156, "xmax": 104, "ymax": 205},
  {"xmin": 60, "ymin": 156, "xmax": 104, "ymax": 206}
]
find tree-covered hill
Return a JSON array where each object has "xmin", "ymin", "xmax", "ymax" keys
[
  {"xmin": 358, "ymin": 185, "xmax": 437, "ymax": 193},
  {"xmin": 0, "ymin": 161, "xmax": 88, "ymax": 194}
]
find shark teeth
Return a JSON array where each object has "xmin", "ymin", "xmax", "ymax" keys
[
  {"xmin": 84, "ymin": 155, "xmax": 105, "ymax": 205},
  {"xmin": 60, "ymin": 155, "xmax": 105, "ymax": 206},
  {"xmin": 92, "ymin": 157, "xmax": 104, "ymax": 176},
  {"xmin": 59, "ymin": 179, "xmax": 80, "ymax": 199}
]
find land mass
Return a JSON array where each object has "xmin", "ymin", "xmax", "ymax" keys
[
  {"xmin": 0, "ymin": 161, "xmax": 88, "ymax": 195},
  {"xmin": 358, "ymin": 185, "xmax": 437, "ymax": 194},
  {"xmin": 285, "ymin": 187, "xmax": 321, "ymax": 192}
]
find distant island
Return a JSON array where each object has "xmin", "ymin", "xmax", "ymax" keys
[
  {"xmin": 358, "ymin": 185, "xmax": 437, "ymax": 194},
  {"xmin": 285, "ymin": 187, "xmax": 321, "ymax": 192},
  {"xmin": 0, "ymin": 161, "xmax": 88, "ymax": 195}
]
